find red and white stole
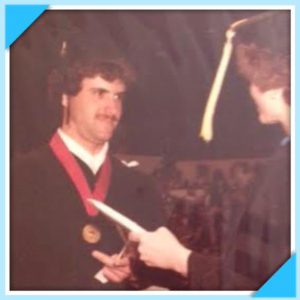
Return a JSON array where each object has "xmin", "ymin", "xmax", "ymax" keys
[{"xmin": 49, "ymin": 132, "xmax": 111, "ymax": 216}]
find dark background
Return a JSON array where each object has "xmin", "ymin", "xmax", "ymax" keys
[{"xmin": 10, "ymin": 9, "xmax": 290, "ymax": 160}]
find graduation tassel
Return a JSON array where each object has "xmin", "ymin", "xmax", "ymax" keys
[
  {"xmin": 199, "ymin": 12, "xmax": 276, "ymax": 142},
  {"xmin": 199, "ymin": 27, "xmax": 236, "ymax": 142}
]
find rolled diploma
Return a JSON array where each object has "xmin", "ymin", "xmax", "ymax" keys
[{"xmin": 88, "ymin": 198, "xmax": 146, "ymax": 234}]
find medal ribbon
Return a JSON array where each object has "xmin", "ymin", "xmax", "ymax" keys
[{"xmin": 49, "ymin": 132, "xmax": 111, "ymax": 216}]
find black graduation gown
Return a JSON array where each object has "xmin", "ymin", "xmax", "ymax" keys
[
  {"xmin": 187, "ymin": 142, "xmax": 290, "ymax": 290},
  {"xmin": 11, "ymin": 144, "xmax": 166, "ymax": 290}
]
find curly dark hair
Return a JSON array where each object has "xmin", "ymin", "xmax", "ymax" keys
[
  {"xmin": 236, "ymin": 43, "xmax": 290, "ymax": 104},
  {"xmin": 48, "ymin": 56, "xmax": 136, "ymax": 101}
]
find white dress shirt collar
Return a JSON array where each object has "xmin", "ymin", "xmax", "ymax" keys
[{"xmin": 57, "ymin": 129, "xmax": 109, "ymax": 175}]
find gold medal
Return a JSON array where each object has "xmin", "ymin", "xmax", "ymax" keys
[{"xmin": 82, "ymin": 224, "xmax": 101, "ymax": 244}]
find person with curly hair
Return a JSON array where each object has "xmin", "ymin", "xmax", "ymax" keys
[{"xmin": 129, "ymin": 43, "xmax": 291, "ymax": 290}]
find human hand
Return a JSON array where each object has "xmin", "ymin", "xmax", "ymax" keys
[
  {"xmin": 92, "ymin": 250, "xmax": 132, "ymax": 283},
  {"xmin": 129, "ymin": 227, "xmax": 191, "ymax": 277}
]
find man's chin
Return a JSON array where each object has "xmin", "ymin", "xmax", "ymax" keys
[
  {"xmin": 259, "ymin": 117, "xmax": 275, "ymax": 125},
  {"xmin": 95, "ymin": 132, "xmax": 114, "ymax": 144}
]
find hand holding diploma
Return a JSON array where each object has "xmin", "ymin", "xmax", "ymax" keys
[
  {"xmin": 129, "ymin": 227, "xmax": 191, "ymax": 277},
  {"xmin": 88, "ymin": 199, "xmax": 191, "ymax": 280},
  {"xmin": 92, "ymin": 249, "xmax": 132, "ymax": 283},
  {"xmin": 88, "ymin": 199, "xmax": 143, "ymax": 283}
]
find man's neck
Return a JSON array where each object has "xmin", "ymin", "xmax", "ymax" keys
[
  {"xmin": 283, "ymin": 123, "xmax": 290, "ymax": 136},
  {"xmin": 60, "ymin": 126, "xmax": 104, "ymax": 155},
  {"xmin": 280, "ymin": 109, "xmax": 290, "ymax": 136}
]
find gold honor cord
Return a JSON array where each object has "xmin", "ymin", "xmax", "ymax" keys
[{"xmin": 199, "ymin": 12, "xmax": 276, "ymax": 142}]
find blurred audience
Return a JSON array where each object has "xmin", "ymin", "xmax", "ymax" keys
[{"xmin": 151, "ymin": 159, "xmax": 265, "ymax": 256}]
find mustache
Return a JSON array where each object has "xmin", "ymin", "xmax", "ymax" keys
[{"xmin": 95, "ymin": 113, "xmax": 120, "ymax": 123}]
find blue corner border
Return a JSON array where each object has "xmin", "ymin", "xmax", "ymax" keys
[
  {"xmin": 254, "ymin": 254, "xmax": 296, "ymax": 298},
  {"xmin": 5, "ymin": 5, "xmax": 48, "ymax": 48},
  {"xmin": 1, "ymin": 1, "xmax": 299, "ymax": 300}
]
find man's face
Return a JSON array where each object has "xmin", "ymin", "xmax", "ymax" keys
[
  {"xmin": 249, "ymin": 84, "xmax": 285, "ymax": 124},
  {"xmin": 62, "ymin": 75, "xmax": 126, "ymax": 147}
]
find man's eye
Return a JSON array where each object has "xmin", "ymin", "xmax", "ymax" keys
[
  {"xmin": 115, "ymin": 93, "xmax": 125, "ymax": 101},
  {"xmin": 91, "ymin": 89, "xmax": 125, "ymax": 101},
  {"xmin": 91, "ymin": 89, "xmax": 105, "ymax": 97},
  {"xmin": 96, "ymin": 90, "xmax": 106, "ymax": 97}
]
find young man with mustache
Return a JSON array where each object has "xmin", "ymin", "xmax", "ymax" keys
[{"xmin": 11, "ymin": 56, "xmax": 179, "ymax": 290}]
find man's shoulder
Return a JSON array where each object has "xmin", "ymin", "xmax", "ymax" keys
[
  {"xmin": 110, "ymin": 155, "xmax": 148, "ymax": 177},
  {"xmin": 11, "ymin": 144, "xmax": 58, "ymax": 193},
  {"xmin": 13, "ymin": 144, "xmax": 53, "ymax": 171},
  {"xmin": 108, "ymin": 155, "xmax": 164, "ymax": 229},
  {"xmin": 109, "ymin": 155, "xmax": 157, "ymax": 190}
]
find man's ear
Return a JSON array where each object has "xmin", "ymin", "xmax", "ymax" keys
[{"xmin": 61, "ymin": 94, "xmax": 69, "ymax": 108}]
